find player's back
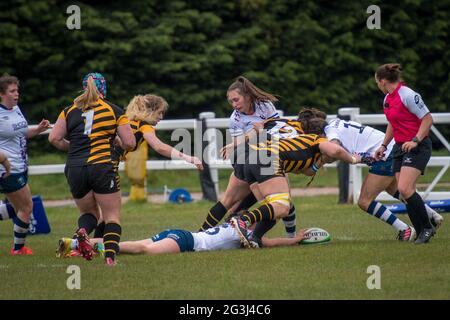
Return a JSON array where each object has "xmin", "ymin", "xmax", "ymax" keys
[
  {"xmin": 325, "ymin": 118, "xmax": 393, "ymax": 157},
  {"xmin": 192, "ymin": 223, "xmax": 244, "ymax": 251}
]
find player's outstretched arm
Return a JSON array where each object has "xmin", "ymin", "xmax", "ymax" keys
[{"xmin": 261, "ymin": 229, "xmax": 305, "ymax": 247}]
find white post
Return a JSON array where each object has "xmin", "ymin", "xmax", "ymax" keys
[
  {"xmin": 199, "ymin": 112, "xmax": 220, "ymax": 197},
  {"xmin": 338, "ymin": 107, "xmax": 362, "ymax": 204}
]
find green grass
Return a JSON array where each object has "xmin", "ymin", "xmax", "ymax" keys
[{"xmin": 0, "ymin": 195, "xmax": 448, "ymax": 299}]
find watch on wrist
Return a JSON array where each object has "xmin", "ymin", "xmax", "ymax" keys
[{"xmin": 412, "ymin": 137, "xmax": 420, "ymax": 143}]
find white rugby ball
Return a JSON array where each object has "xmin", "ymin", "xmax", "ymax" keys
[{"xmin": 299, "ymin": 227, "xmax": 331, "ymax": 245}]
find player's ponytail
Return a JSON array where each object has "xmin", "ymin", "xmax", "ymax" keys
[
  {"xmin": 74, "ymin": 76, "xmax": 100, "ymax": 112},
  {"xmin": 375, "ymin": 63, "xmax": 402, "ymax": 83},
  {"xmin": 227, "ymin": 76, "xmax": 278, "ymax": 105}
]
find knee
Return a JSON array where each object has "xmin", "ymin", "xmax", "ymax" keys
[
  {"xmin": 265, "ymin": 193, "xmax": 291, "ymax": 218},
  {"xmin": 397, "ymin": 185, "xmax": 414, "ymax": 199},
  {"xmin": 358, "ymin": 197, "xmax": 371, "ymax": 211}
]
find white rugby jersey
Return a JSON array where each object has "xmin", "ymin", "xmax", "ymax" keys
[
  {"xmin": 229, "ymin": 100, "xmax": 279, "ymax": 137},
  {"xmin": 192, "ymin": 222, "xmax": 251, "ymax": 251},
  {"xmin": 325, "ymin": 118, "xmax": 394, "ymax": 160},
  {"xmin": 0, "ymin": 105, "xmax": 28, "ymax": 174}
]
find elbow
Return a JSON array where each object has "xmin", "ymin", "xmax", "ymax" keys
[
  {"xmin": 122, "ymin": 138, "xmax": 136, "ymax": 151},
  {"xmin": 48, "ymin": 134, "xmax": 57, "ymax": 146}
]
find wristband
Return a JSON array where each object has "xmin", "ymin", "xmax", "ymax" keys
[
  {"xmin": 351, "ymin": 156, "xmax": 357, "ymax": 164},
  {"xmin": 381, "ymin": 144, "xmax": 387, "ymax": 149}
]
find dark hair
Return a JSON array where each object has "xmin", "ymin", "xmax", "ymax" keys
[
  {"xmin": 303, "ymin": 118, "xmax": 328, "ymax": 135},
  {"xmin": 227, "ymin": 76, "xmax": 278, "ymax": 104},
  {"xmin": 375, "ymin": 63, "xmax": 402, "ymax": 83},
  {"xmin": 0, "ymin": 74, "xmax": 19, "ymax": 94},
  {"xmin": 297, "ymin": 107, "xmax": 327, "ymax": 121}
]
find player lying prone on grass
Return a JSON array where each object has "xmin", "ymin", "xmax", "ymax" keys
[{"xmin": 57, "ymin": 217, "xmax": 307, "ymax": 258}]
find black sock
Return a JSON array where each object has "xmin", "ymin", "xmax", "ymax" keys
[
  {"xmin": 253, "ymin": 220, "xmax": 277, "ymax": 240},
  {"xmin": 200, "ymin": 201, "xmax": 227, "ymax": 231},
  {"xmin": 392, "ymin": 191, "xmax": 402, "ymax": 201},
  {"xmin": 241, "ymin": 203, "xmax": 275, "ymax": 226},
  {"xmin": 94, "ymin": 221, "xmax": 106, "ymax": 238},
  {"xmin": 103, "ymin": 223, "xmax": 121, "ymax": 261},
  {"xmin": 405, "ymin": 192, "xmax": 432, "ymax": 231},
  {"xmin": 234, "ymin": 193, "xmax": 258, "ymax": 211},
  {"xmin": 76, "ymin": 213, "xmax": 98, "ymax": 236}
]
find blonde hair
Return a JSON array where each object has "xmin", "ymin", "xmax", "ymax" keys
[
  {"xmin": 126, "ymin": 94, "xmax": 168, "ymax": 123},
  {"xmin": 74, "ymin": 76, "xmax": 100, "ymax": 112},
  {"xmin": 227, "ymin": 76, "xmax": 278, "ymax": 104}
]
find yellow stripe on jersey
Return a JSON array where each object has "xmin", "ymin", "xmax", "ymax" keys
[
  {"xmin": 117, "ymin": 115, "xmax": 130, "ymax": 126},
  {"xmin": 92, "ymin": 119, "xmax": 117, "ymax": 130},
  {"xmin": 140, "ymin": 124, "xmax": 154, "ymax": 134},
  {"xmin": 288, "ymin": 138, "xmax": 308, "ymax": 150}
]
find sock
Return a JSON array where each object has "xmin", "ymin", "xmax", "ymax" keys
[
  {"xmin": 76, "ymin": 213, "xmax": 98, "ymax": 236},
  {"xmin": 71, "ymin": 239, "xmax": 79, "ymax": 250},
  {"xmin": 393, "ymin": 190, "xmax": 436, "ymax": 220},
  {"xmin": 405, "ymin": 192, "xmax": 432, "ymax": 231},
  {"xmin": 235, "ymin": 193, "xmax": 258, "ymax": 211},
  {"xmin": 200, "ymin": 201, "xmax": 227, "ymax": 231},
  {"xmin": 13, "ymin": 216, "xmax": 29, "ymax": 251},
  {"xmin": 0, "ymin": 202, "xmax": 16, "ymax": 220},
  {"xmin": 282, "ymin": 205, "xmax": 297, "ymax": 237},
  {"xmin": 367, "ymin": 201, "xmax": 408, "ymax": 232},
  {"xmin": 240, "ymin": 203, "xmax": 275, "ymax": 227},
  {"xmin": 103, "ymin": 223, "xmax": 121, "ymax": 261},
  {"xmin": 253, "ymin": 220, "xmax": 277, "ymax": 241},
  {"xmin": 94, "ymin": 221, "xmax": 106, "ymax": 238}
]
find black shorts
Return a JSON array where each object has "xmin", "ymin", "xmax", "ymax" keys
[
  {"xmin": 64, "ymin": 164, "xmax": 120, "ymax": 199},
  {"xmin": 392, "ymin": 137, "xmax": 432, "ymax": 175},
  {"xmin": 232, "ymin": 148, "xmax": 283, "ymax": 184}
]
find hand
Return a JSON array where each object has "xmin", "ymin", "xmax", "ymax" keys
[
  {"xmin": 37, "ymin": 119, "xmax": 51, "ymax": 133},
  {"xmin": 361, "ymin": 154, "xmax": 376, "ymax": 166},
  {"xmin": 351, "ymin": 153, "xmax": 361, "ymax": 164},
  {"xmin": 191, "ymin": 156, "xmax": 204, "ymax": 171},
  {"xmin": 252, "ymin": 122, "xmax": 264, "ymax": 131},
  {"xmin": 220, "ymin": 143, "xmax": 234, "ymax": 160},
  {"xmin": 1, "ymin": 158, "xmax": 11, "ymax": 178},
  {"xmin": 402, "ymin": 141, "xmax": 418, "ymax": 153},
  {"xmin": 374, "ymin": 146, "xmax": 386, "ymax": 161}
]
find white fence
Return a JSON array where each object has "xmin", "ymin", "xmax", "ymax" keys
[{"xmin": 29, "ymin": 108, "xmax": 450, "ymax": 203}]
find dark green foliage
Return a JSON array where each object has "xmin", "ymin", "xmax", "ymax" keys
[{"xmin": 1, "ymin": 1, "xmax": 449, "ymax": 147}]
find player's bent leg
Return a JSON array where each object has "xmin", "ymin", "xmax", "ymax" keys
[
  {"xmin": 95, "ymin": 191, "xmax": 122, "ymax": 264},
  {"xmin": 359, "ymin": 173, "xmax": 412, "ymax": 239},
  {"xmin": 6, "ymin": 184, "xmax": 34, "ymax": 254},
  {"xmin": 199, "ymin": 173, "xmax": 250, "ymax": 231}
]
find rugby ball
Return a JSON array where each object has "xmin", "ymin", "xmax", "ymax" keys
[{"xmin": 299, "ymin": 227, "xmax": 331, "ymax": 245}]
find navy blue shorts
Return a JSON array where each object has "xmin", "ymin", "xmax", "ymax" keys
[
  {"xmin": 150, "ymin": 229, "xmax": 194, "ymax": 252},
  {"xmin": 369, "ymin": 152, "xmax": 394, "ymax": 177},
  {"xmin": 0, "ymin": 171, "xmax": 28, "ymax": 193}
]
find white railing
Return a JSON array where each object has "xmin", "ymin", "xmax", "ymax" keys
[{"xmin": 29, "ymin": 108, "xmax": 450, "ymax": 202}]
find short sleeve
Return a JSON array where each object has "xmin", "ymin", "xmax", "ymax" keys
[
  {"xmin": 399, "ymin": 87, "xmax": 430, "ymax": 119},
  {"xmin": 140, "ymin": 121, "xmax": 155, "ymax": 134},
  {"xmin": 256, "ymin": 100, "xmax": 279, "ymax": 119},
  {"xmin": 324, "ymin": 120, "xmax": 340, "ymax": 142},
  {"xmin": 229, "ymin": 112, "xmax": 244, "ymax": 137}
]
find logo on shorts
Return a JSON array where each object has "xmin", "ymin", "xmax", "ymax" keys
[
  {"xmin": 403, "ymin": 157, "xmax": 412, "ymax": 164},
  {"xmin": 110, "ymin": 180, "xmax": 114, "ymax": 189}
]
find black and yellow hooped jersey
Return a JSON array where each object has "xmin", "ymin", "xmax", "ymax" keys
[
  {"xmin": 58, "ymin": 99, "xmax": 129, "ymax": 166},
  {"xmin": 250, "ymin": 134, "xmax": 327, "ymax": 174},
  {"xmin": 113, "ymin": 119, "xmax": 154, "ymax": 162},
  {"xmin": 263, "ymin": 118, "xmax": 304, "ymax": 139}
]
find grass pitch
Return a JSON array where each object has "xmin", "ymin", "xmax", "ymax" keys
[{"xmin": 0, "ymin": 195, "xmax": 449, "ymax": 300}]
